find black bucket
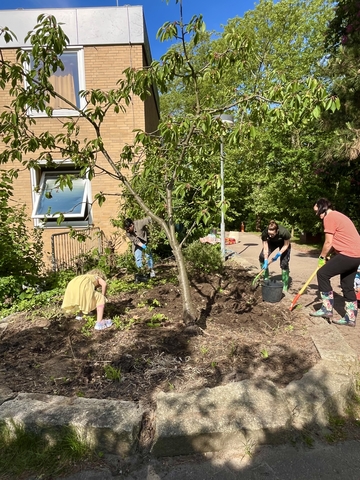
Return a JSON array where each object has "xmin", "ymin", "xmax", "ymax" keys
[{"xmin": 262, "ymin": 279, "xmax": 283, "ymax": 303}]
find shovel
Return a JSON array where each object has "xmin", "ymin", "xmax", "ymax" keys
[
  {"xmin": 251, "ymin": 259, "xmax": 274, "ymax": 290},
  {"xmin": 289, "ymin": 266, "xmax": 319, "ymax": 311}
]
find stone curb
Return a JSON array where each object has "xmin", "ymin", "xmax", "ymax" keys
[
  {"xmin": 0, "ymin": 268, "xmax": 359, "ymax": 458},
  {"xmin": 151, "ymin": 322, "xmax": 358, "ymax": 456}
]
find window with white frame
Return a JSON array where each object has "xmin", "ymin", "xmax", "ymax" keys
[
  {"xmin": 27, "ymin": 48, "xmax": 86, "ymax": 116},
  {"xmin": 31, "ymin": 166, "xmax": 92, "ymax": 228}
]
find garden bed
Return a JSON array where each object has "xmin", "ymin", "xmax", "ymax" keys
[{"xmin": 0, "ymin": 263, "xmax": 319, "ymax": 409}]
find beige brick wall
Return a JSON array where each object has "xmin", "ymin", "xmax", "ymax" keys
[{"xmin": 0, "ymin": 44, "xmax": 159, "ymax": 266}]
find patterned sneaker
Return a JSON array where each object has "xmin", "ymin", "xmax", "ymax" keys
[{"xmin": 94, "ymin": 319, "xmax": 113, "ymax": 330}]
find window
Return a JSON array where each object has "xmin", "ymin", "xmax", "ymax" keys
[
  {"xmin": 31, "ymin": 166, "xmax": 92, "ymax": 228},
  {"xmin": 27, "ymin": 48, "xmax": 86, "ymax": 117}
]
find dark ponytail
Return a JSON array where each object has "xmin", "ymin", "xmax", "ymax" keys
[{"xmin": 314, "ymin": 198, "xmax": 333, "ymax": 216}]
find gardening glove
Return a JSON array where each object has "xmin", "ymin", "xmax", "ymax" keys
[
  {"xmin": 141, "ymin": 244, "xmax": 147, "ymax": 250},
  {"xmin": 273, "ymin": 252, "xmax": 281, "ymax": 261},
  {"xmin": 318, "ymin": 256, "xmax": 326, "ymax": 267},
  {"xmin": 263, "ymin": 259, "xmax": 269, "ymax": 270}
]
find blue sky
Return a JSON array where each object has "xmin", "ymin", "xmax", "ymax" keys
[{"xmin": 1, "ymin": 0, "xmax": 259, "ymax": 59}]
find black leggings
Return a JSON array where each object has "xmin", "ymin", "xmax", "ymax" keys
[
  {"xmin": 317, "ymin": 254, "xmax": 360, "ymax": 302},
  {"xmin": 259, "ymin": 243, "xmax": 291, "ymax": 270}
]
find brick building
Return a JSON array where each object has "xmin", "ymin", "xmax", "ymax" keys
[{"xmin": 0, "ymin": 6, "xmax": 159, "ymax": 268}]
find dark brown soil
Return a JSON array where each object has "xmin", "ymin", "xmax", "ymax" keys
[{"xmin": 0, "ymin": 263, "xmax": 319, "ymax": 408}]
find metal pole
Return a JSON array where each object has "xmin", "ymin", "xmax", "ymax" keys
[
  {"xmin": 218, "ymin": 114, "xmax": 234, "ymax": 261},
  {"xmin": 220, "ymin": 138, "xmax": 226, "ymax": 260}
]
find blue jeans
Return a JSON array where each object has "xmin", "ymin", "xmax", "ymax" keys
[{"xmin": 134, "ymin": 247, "xmax": 153, "ymax": 269}]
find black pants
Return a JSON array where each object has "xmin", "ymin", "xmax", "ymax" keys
[
  {"xmin": 259, "ymin": 243, "xmax": 291, "ymax": 270},
  {"xmin": 317, "ymin": 254, "xmax": 360, "ymax": 302}
]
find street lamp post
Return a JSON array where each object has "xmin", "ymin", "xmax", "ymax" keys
[{"xmin": 219, "ymin": 114, "xmax": 234, "ymax": 260}]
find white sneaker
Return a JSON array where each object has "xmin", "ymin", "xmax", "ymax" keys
[
  {"xmin": 150, "ymin": 269, "xmax": 156, "ymax": 278},
  {"xmin": 75, "ymin": 315, "xmax": 83, "ymax": 321}
]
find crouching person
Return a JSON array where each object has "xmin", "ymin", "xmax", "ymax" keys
[{"xmin": 61, "ymin": 269, "xmax": 112, "ymax": 331}]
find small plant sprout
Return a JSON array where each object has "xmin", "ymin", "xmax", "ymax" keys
[
  {"xmin": 210, "ymin": 361, "xmax": 217, "ymax": 368},
  {"xmin": 104, "ymin": 365, "xmax": 122, "ymax": 382},
  {"xmin": 146, "ymin": 313, "xmax": 168, "ymax": 327},
  {"xmin": 112, "ymin": 315, "xmax": 136, "ymax": 330},
  {"xmin": 241, "ymin": 438, "xmax": 256, "ymax": 459},
  {"xmin": 260, "ymin": 348, "xmax": 269, "ymax": 359},
  {"xmin": 200, "ymin": 346, "xmax": 209, "ymax": 355},
  {"xmin": 285, "ymin": 324, "xmax": 294, "ymax": 332},
  {"xmin": 137, "ymin": 301, "xmax": 146, "ymax": 308},
  {"xmin": 150, "ymin": 298, "xmax": 161, "ymax": 307}
]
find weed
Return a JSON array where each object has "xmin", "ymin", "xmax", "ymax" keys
[
  {"xmin": 229, "ymin": 343, "xmax": 237, "ymax": 357},
  {"xmin": 146, "ymin": 313, "xmax": 168, "ymax": 328},
  {"xmin": 112, "ymin": 315, "xmax": 136, "ymax": 331},
  {"xmin": 150, "ymin": 298, "xmax": 161, "ymax": 307},
  {"xmin": 210, "ymin": 361, "xmax": 217, "ymax": 368},
  {"xmin": 200, "ymin": 346, "xmax": 209, "ymax": 355},
  {"xmin": 284, "ymin": 324, "xmax": 294, "ymax": 332},
  {"xmin": 241, "ymin": 438, "xmax": 256, "ymax": 459},
  {"xmin": 137, "ymin": 301, "xmax": 146, "ymax": 308},
  {"xmin": 81, "ymin": 316, "xmax": 97, "ymax": 336},
  {"xmin": 104, "ymin": 364, "xmax": 122, "ymax": 382},
  {"xmin": 260, "ymin": 348, "xmax": 269, "ymax": 359},
  {"xmin": 301, "ymin": 432, "xmax": 314, "ymax": 447}
]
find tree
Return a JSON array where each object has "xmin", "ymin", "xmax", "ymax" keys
[
  {"xmin": 157, "ymin": 0, "xmax": 339, "ymax": 234},
  {"xmin": 0, "ymin": 1, "xmax": 338, "ymax": 323}
]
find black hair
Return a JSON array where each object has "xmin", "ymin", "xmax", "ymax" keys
[
  {"xmin": 314, "ymin": 198, "xmax": 333, "ymax": 216},
  {"xmin": 124, "ymin": 218, "xmax": 134, "ymax": 229}
]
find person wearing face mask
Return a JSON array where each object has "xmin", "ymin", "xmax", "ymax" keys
[
  {"xmin": 310, "ymin": 198, "xmax": 360, "ymax": 327},
  {"xmin": 259, "ymin": 220, "xmax": 291, "ymax": 291}
]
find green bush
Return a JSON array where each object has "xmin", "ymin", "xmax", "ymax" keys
[
  {"xmin": 0, "ymin": 173, "xmax": 44, "ymax": 282},
  {"xmin": 183, "ymin": 240, "xmax": 223, "ymax": 275}
]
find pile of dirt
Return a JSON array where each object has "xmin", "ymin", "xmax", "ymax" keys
[{"xmin": 0, "ymin": 264, "xmax": 319, "ymax": 408}]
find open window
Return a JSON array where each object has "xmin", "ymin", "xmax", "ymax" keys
[
  {"xmin": 31, "ymin": 167, "xmax": 92, "ymax": 228},
  {"xmin": 26, "ymin": 48, "xmax": 86, "ymax": 117}
]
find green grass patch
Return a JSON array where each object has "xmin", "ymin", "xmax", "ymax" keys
[{"xmin": 0, "ymin": 420, "xmax": 99, "ymax": 479}]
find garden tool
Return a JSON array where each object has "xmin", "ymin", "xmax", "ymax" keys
[
  {"xmin": 251, "ymin": 258, "xmax": 274, "ymax": 291},
  {"xmin": 289, "ymin": 266, "xmax": 319, "ymax": 311}
]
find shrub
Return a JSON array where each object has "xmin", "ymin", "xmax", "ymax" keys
[{"xmin": 183, "ymin": 240, "xmax": 223, "ymax": 275}]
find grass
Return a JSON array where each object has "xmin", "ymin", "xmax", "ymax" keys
[
  {"xmin": 0, "ymin": 420, "xmax": 100, "ymax": 479},
  {"xmin": 104, "ymin": 364, "xmax": 122, "ymax": 382}
]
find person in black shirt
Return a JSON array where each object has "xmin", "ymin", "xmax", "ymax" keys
[{"xmin": 259, "ymin": 220, "xmax": 291, "ymax": 291}]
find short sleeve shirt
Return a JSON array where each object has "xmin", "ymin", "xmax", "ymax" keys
[
  {"xmin": 323, "ymin": 211, "xmax": 360, "ymax": 257},
  {"xmin": 261, "ymin": 225, "xmax": 291, "ymax": 247}
]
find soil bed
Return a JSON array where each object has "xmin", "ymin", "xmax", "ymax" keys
[{"xmin": 0, "ymin": 263, "xmax": 319, "ymax": 408}]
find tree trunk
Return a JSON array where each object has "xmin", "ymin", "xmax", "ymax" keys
[{"xmin": 170, "ymin": 237, "xmax": 198, "ymax": 324}]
